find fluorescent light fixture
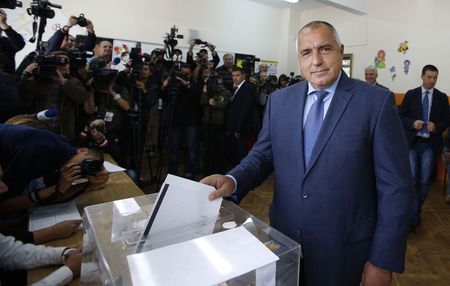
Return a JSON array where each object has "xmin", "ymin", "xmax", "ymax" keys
[{"xmin": 283, "ymin": 0, "xmax": 299, "ymax": 3}]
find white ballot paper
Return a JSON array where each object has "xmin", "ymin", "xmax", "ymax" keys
[
  {"xmin": 103, "ymin": 161, "xmax": 126, "ymax": 173},
  {"xmin": 127, "ymin": 226, "xmax": 279, "ymax": 286},
  {"xmin": 29, "ymin": 200, "xmax": 81, "ymax": 231},
  {"xmin": 138, "ymin": 174, "xmax": 222, "ymax": 247}
]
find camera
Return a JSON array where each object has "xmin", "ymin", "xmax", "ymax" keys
[
  {"xmin": 0, "ymin": 0, "xmax": 22, "ymax": 9},
  {"xmin": 33, "ymin": 54, "xmax": 68, "ymax": 79},
  {"xmin": 89, "ymin": 57, "xmax": 118, "ymax": 90},
  {"xmin": 27, "ymin": 0, "xmax": 61, "ymax": 19},
  {"xmin": 79, "ymin": 158, "xmax": 103, "ymax": 177},
  {"xmin": 193, "ymin": 38, "xmax": 207, "ymax": 46},
  {"xmin": 76, "ymin": 13, "xmax": 87, "ymax": 27},
  {"xmin": 164, "ymin": 25, "xmax": 184, "ymax": 49},
  {"xmin": 67, "ymin": 48, "xmax": 93, "ymax": 72}
]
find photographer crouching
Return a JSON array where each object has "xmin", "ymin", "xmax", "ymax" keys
[
  {"xmin": 161, "ymin": 63, "xmax": 202, "ymax": 179},
  {"xmin": 201, "ymin": 73, "xmax": 231, "ymax": 175}
]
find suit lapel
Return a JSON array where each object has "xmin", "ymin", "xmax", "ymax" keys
[
  {"xmin": 291, "ymin": 82, "xmax": 308, "ymax": 177},
  {"xmin": 304, "ymin": 73, "xmax": 354, "ymax": 178}
]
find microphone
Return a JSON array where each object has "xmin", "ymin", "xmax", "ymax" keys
[
  {"xmin": 112, "ymin": 57, "xmax": 121, "ymax": 65},
  {"xmin": 36, "ymin": 109, "xmax": 58, "ymax": 121}
]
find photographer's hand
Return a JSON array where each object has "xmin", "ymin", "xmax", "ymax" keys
[
  {"xmin": 24, "ymin": 62, "xmax": 38, "ymax": 75},
  {"xmin": 53, "ymin": 70, "xmax": 66, "ymax": 85},
  {"xmin": 86, "ymin": 19, "xmax": 95, "ymax": 34},
  {"xmin": 62, "ymin": 16, "xmax": 77, "ymax": 33},
  {"xmin": 0, "ymin": 9, "xmax": 10, "ymax": 30},
  {"xmin": 136, "ymin": 80, "xmax": 148, "ymax": 93},
  {"xmin": 86, "ymin": 168, "xmax": 109, "ymax": 192},
  {"xmin": 175, "ymin": 76, "xmax": 189, "ymax": 87},
  {"xmin": 58, "ymin": 163, "xmax": 82, "ymax": 193}
]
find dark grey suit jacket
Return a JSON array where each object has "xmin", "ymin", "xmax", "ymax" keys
[{"xmin": 229, "ymin": 72, "xmax": 413, "ymax": 285}]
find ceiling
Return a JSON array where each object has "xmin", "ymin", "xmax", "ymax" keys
[{"xmin": 249, "ymin": 0, "xmax": 325, "ymax": 9}]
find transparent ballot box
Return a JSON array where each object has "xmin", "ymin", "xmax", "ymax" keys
[{"xmin": 81, "ymin": 194, "xmax": 301, "ymax": 285}]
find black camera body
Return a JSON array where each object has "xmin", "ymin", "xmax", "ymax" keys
[
  {"xmin": 33, "ymin": 54, "xmax": 68, "ymax": 78},
  {"xmin": 68, "ymin": 48, "xmax": 93, "ymax": 71},
  {"xmin": 76, "ymin": 13, "xmax": 87, "ymax": 27},
  {"xmin": 89, "ymin": 57, "xmax": 118, "ymax": 90},
  {"xmin": 89, "ymin": 68, "xmax": 118, "ymax": 90},
  {"xmin": 164, "ymin": 26, "xmax": 184, "ymax": 49},
  {"xmin": 0, "ymin": 0, "xmax": 22, "ymax": 9},
  {"xmin": 27, "ymin": 0, "xmax": 61, "ymax": 19},
  {"xmin": 79, "ymin": 158, "xmax": 103, "ymax": 177}
]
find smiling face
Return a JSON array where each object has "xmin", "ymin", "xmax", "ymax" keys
[{"xmin": 297, "ymin": 23, "xmax": 344, "ymax": 90}]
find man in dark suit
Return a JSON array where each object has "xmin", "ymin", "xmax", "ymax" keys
[
  {"xmin": 202, "ymin": 21, "xmax": 412, "ymax": 286},
  {"xmin": 224, "ymin": 67, "xmax": 259, "ymax": 165},
  {"xmin": 399, "ymin": 65, "xmax": 450, "ymax": 231}
]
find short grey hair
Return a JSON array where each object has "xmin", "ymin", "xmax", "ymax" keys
[
  {"xmin": 223, "ymin": 53, "xmax": 234, "ymax": 59},
  {"xmin": 365, "ymin": 65, "xmax": 378, "ymax": 75},
  {"xmin": 296, "ymin": 21, "xmax": 342, "ymax": 53}
]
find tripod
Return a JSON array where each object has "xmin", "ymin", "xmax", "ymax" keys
[{"xmin": 128, "ymin": 79, "xmax": 155, "ymax": 186}]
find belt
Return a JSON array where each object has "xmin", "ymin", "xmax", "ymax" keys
[{"xmin": 415, "ymin": 136, "xmax": 431, "ymax": 143}]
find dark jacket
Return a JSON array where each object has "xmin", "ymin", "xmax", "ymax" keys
[
  {"xmin": 399, "ymin": 86, "xmax": 450, "ymax": 154},
  {"xmin": 0, "ymin": 72, "xmax": 21, "ymax": 123},
  {"xmin": 19, "ymin": 76, "xmax": 89, "ymax": 141},
  {"xmin": 0, "ymin": 27, "xmax": 25, "ymax": 73},
  {"xmin": 225, "ymin": 81, "xmax": 259, "ymax": 135}
]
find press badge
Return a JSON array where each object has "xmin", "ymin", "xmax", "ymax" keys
[{"xmin": 104, "ymin": 112, "xmax": 114, "ymax": 122}]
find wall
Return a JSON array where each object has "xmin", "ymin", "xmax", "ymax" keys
[
  {"xmin": 295, "ymin": 0, "xmax": 450, "ymax": 93},
  {"xmin": 6, "ymin": 0, "xmax": 290, "ymax": 72}
]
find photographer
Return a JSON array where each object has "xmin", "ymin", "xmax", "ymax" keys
[
  {"xmin": 89, "ymin": 57, "xmax": 130, "ymax": 166},
  {"xmin": 200, "ymin": 74, "xmax": 231, "ymax": 175},
  {"xmin": 0, "ymin": 8, "xmax": 25, "ymax": 74},
  {"xmin": 0, "ymin": 123, "xmax": 108, "ymax": 220},
  {"xmin": 161, "ymin": 63, "xmax": 202, "ymax": 179},
  {"xmin": 187, "ymin": 39, "xmax": 220, "ymax": 70},
  {"xmin": 45, "ymin": 15, "xmax": 96, "ymax": 55},
  {"xmin": 0, "ymin": 53, "xmax": 22, "ymax": 123},
  {"xmin": 18, "ymin": 51, "xmax": 89, "ymax": 141}
]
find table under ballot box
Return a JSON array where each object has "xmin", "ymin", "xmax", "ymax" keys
[{"xmin": 81, "ymin": 191, "xmax": 301, "ymax": 285}]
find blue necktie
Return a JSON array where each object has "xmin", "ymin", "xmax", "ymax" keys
[
  {"xmin": 304, "ymin": 90, "xmax": 328, "ymax": 166},
  {"xmin": 420, "ymin": 91, "xmax": 429, "ymax": 137}
]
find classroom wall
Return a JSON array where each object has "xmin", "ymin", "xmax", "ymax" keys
[
  {"xmin": 295, "ymin": 0, "xmax": 450, "ymax": 93},
  {"xmin": 7, "ymin": 0, "xmax": 291, "ymax": 72}
]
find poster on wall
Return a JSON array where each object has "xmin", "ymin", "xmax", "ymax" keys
[
  {"xmin": 374, "ymin": 50, "xmax": 386, "ymax": 69},
  {"xmin": 403, "ymin": 60, "xmax": 410, "ymax": 74},
  {"xmin": 397, "ymin": 40, "xmax": 409, "ymax": 54},
  {"xmin": 255, "ymin": 60, "xmax": 278, "ymax": 76},
  {"xmin": 389, "ymin": 66, "xmax": 397, "ymax": 81}
]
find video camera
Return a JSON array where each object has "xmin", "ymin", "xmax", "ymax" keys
[
  {"xmin": 0, "ymin": 0, "xmax": 22, "ymax": 9},
  {"xmin": 27, "ymin": 0, "xmax": 61, "ymax": 19},
  {"xmin": 33, "ymin": 54, "xmax": 68, "ymax": 79},
  {"xmin": 164, "ymin": 25, "xmax": 184, "ymax": 49},
  {"xmin": 127, "ymin": 46, "xmax": 151, "ymax": 78},
  {"xmin": 89, "ymin": 57, "xmax": 118, "ymax": 90},
  {"xmin": 67, "ymin": 48, "xmax": 93, "ymax": 72}
]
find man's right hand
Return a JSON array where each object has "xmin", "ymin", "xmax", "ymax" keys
[
  {"xmin": 0, "ymin": 9, "xmax": 9, "ymax": 30},
  {"xmin": 200, "ymin": 175, "xmax": 235, "ymax": 201},
  {"xmin": 413, "ymin": 120, "xmax": 425, "ymax": 130},
  {"xmin": 58, "ymin": 163, "xmax": 82, "ymax": 193}
]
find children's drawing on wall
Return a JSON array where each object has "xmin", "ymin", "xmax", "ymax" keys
[
  {"xmin": 374, "ymin": 50, "xmax": 386, "ymax": 69},
  {"xmin": 397, "ymin": 40, "xmax": 409, "ymax": 54},
  {"xmin": 403, "ymin": 60, "xmax": 411, "ymax": 75},
  {"xmin": 389, "ymin": 66, "xmax": 397, "ymax": 81},
  {"xmin": 113, "ymin": 43, "xmax": 130, "ymax": 65}
]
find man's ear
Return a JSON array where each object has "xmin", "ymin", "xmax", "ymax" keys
[{"xmin": 77, "ymin": 147, "xmax": 89, "ymax": 154}]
